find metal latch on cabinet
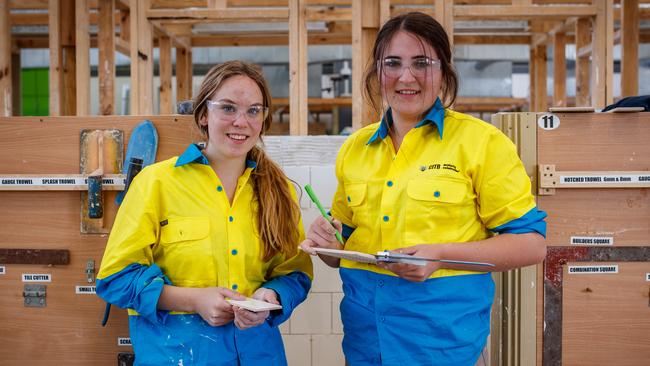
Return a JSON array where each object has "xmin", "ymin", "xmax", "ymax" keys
[
  {"xmin": 24, "ymin": 284, "xmax": 46, "ymax": 307},
  {"xmin": 86, "ymin": 259, "xmax": 95, "ymax": 283}
]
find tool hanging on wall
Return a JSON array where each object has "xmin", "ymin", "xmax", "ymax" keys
[{"xmin": 101, "ymin": 120, "xmax": 159, "ymax": 327}]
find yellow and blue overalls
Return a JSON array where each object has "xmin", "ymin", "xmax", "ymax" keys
[
  {"xmin": 330, "ymin": 98, "xmax": 546, "ymax": 366},
  {"xmin": 97, "ymin": 144, "xmax": 313, "ymax": 366}
]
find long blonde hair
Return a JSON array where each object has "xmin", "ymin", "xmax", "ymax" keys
[{"xmin": 193, "ymin": 61, "xmax": 300, "ymax": 261}]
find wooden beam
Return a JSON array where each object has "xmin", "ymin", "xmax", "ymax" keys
[
  {"xmin": 352, "ymin": 0, "xmax": 380, "ymax": 130},
  {"xmin": 61, "ymin": 0, "xmax": 76, "ymax": 115},
  {"xmin": 11, "ymin": 51, "xmax": 18, "ymax": 115},
  {"xmin": 575, "ymin": 17, "xmax": 590, "ymax": 106},
  {"xmin": 48, "ymin": 0, "xmax": 62, "ymax": 116},
  {"xmin": 306, "ymin": 6, "xmax": 352, "ymax": 21},
  {"xmin": 98, "ymin": 0, "xmax": 115, "ymax": 115},
  {"xmin": 531, "ymin": 42, "xmax": 547, "ymax": 112},
  {"xmin": 147, "ymin": 8, "xmax": 289, "ymax": 22},
  {"xmin": 114, "ymin": 35, "xmax": 129, "ymax": 55},
  {"xmin": 379, "ymin": 0, "xmax": 390, "ymax": 26},
  {"xmin": 159, "ymin": 35, "xmax": 172, "ymax": 114},
  {"xmin": 590, "ymin": 0, "xmax": 613, "ymax": 108},
  {"xmin": 175, "ymin": 46, "xmax": 191, "ymax": 102},
  {"xmin": 119, "ymin": 7, "xmax": 129, "ymax": 43},
  {"xmin": 454, "ymin": 5, "xmax": 597, "ymax": 20},
  {"xmin": 0, "ymin": 0, "xmax": 11, "ymax": 117},
  {"xmin": 620, "ymin": 0, "xmax": 639, "ymax": 97},
  {"xmin": 435, "ymin": 0, "xmax": 454, "ymax": 52},
  {"xmin": 289, "ymin": 0, "xmax": 308, "ymax": 135},
  {"xmin": 553, "ymin": 31, "xmax": 566, "ymax": 107},
  {"xmin": 130, "ymin": 0, "xmax": 154, "ymax": 115},
  {"xmin": 75, "ymin": 0, "xmax": 90, "ymax": 116}
]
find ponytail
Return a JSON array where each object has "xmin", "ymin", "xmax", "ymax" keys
[{"xmin": 248, "ymin": 146, "xmax": 301, "ymax": 261}]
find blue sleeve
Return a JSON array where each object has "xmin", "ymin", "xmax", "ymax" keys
[
  {"xmin": 341, "ymin": 223, "xmax": 355, "ymax": 240},
  {"xmin": 491, "ymin": 207, "xmax": 547, "ymax": 238},
  {"xmin": 96, "ymin": 263, "xmax": 172, "ymax": 325},
  {"xmin": 261, "ymin": 271, "xmax": 312, "ymax": 327}
]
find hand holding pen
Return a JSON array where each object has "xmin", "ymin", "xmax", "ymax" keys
[{"xmin": 299, "ymin": 185, "xmax": 344, "ymax": 267}]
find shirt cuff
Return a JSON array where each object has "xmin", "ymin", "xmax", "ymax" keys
[
  {"xmin": 96, "ymin": 263, "xmax": 172, "ymax": 325},
  {"xmin": 261, "ymin": 271, "xmax": 311, "ymax": 327}
]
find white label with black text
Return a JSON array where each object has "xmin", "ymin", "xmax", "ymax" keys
[
  {"xmin": 118, "ymin": 337, "xmax": 132, "ymax": 346},
  {"xmin": 646, "ymin": 273, "xmax": 650, "ymax": 282},
  {"xmin": 0, "ymin": 266, "xmax": 5, "ymax": 275},
  {"xmin": 570, "ymin": 236, "xmax": 614, "ymax": 246},
  {"xmin": 75, "ymin": 286, "xmax": 96, "ymax": 294},
  {"xmin": 537, "ymin": 114, "xmax": 560, "ymax": 130},
  {"xmin": 22, "ymin": 273, "xmax": 52, "ymax": 282},
  {"xmin": 560, "ymin": 174, "xmax": 650, "ymax": 185},
  {"xmin": 568, "ymin": 265, "xmax": 618, "ymax": 274},
  {"xmin": 0, "ymin": 177, "xmax": 125, "ymax": 187}
]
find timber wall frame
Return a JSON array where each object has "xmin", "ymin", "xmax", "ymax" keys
[{"xmin": 1, "ymin": 0, "xmax": 648, "ymax": 126}]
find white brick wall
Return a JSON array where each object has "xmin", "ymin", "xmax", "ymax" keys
[{"xmin": 267, "ymin": 136, "xmax": 348, "ymax": 366}]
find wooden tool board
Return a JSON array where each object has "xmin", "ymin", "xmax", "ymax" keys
[{"xmin": 0, "ymin": 115, "xmax": 198, "ymax": 365}]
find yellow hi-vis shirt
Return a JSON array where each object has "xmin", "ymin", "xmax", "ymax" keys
[
  {"xmin": 97, "ymin": 145, "xmax": 313, "ymax": 317},
  {"xmin": 331, "ymin": 104, "xmax": 541, "ymax": 279}
]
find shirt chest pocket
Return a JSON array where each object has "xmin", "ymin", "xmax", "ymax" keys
[
  {"xmin": 344, "ymin": 182, "xmax": 368, "ymax": 225},
  {"xmin": 404, "ymin": 177, "xmax": 474, "ymax": 243},
  {"xmin": 157, "ymin": 216, "xmax": 216, "ymax": 285},
  {"xmin": 406, "ymin": 177, "xmax": 468, "ymax": 204}
]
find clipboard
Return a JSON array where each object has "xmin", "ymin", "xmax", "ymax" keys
[{"xmin": 313, "ymin": 248, "xmax": 494, "ymax": 267}]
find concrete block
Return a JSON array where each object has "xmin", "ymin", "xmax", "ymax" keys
[
  {"xmin": 309, "ymin": 165, "xmax": 337, "ymax": 209},
  {"xmin": 311, "ymin": 334, "xmax": 345, "ymax": 366},
  {"xmin": 283, "ymin": 334, "xmax": 311, "ymax": 366},
  {"xmin": 332, "ymin": 292, "xmax": 344, "ymax": 335},
  {"xmin": 311, "ymin": 257, "xmax": 342, "ymax": 293},
  {"xmin": 283, "ymin": 165, "xmax": 311, "ymax": 209},
  {"xmin": 291, "ymin": 293, "xmax": 331, "ymax": 334}
]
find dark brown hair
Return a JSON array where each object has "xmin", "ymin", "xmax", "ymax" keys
[
  {"xmin": 193, "ymin": 61, "xmax": 301, "ymax": 261},
  {"xmin": 363, "ymin": 11, "xmax": 459, "ymax": 113}
]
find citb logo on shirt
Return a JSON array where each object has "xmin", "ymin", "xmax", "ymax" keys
[{"xmin": 419, "ymin": 163, "xmax": 460, "ymax": 173}]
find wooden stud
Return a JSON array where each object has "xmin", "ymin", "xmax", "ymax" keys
[
  {"xmin": 532, "ymin": 43, "xmax": 547, "ymax": 112},
  {"xmin": 119, "ymin": 7, "xmax": 130, "ymax": 43},
  {"xmin": 379, "ymin": 0, "xmax": 390, "ymax": 26},
  {"xmin": 75, "ymin": 0, "xmax": 90, "ymax": 116},
  {"xmin": 590, "ymin": 0, "xmax": 613, "ymax": 108},
  {"xmin": 620, "ymin": 0, "xmax": 639, "ymax": 98},
  {"xmin": 352, "ymin": 0, "xmax": 380, "ymax": 130},
  {"xmin": 129, "ymin": 0, "xmax": 154, "ymax": 115},
  {"xmin": 11, "ymin": 51, "xmax": 18, "ymax": 115},
  {"xmin": 575, "ymin": 17, "xmax": 590, "ymax": 107},
  {"xmin": 289, "ymin": 0, "xmax": 308, "ymax": 136},
  {"xmin": 175, "ymin": 46, "xmax": 191, "ymax": 102},
  {"xmin": 159, "ymin": 35, "xmax": 172, "ymax": 114},
  {"xmin": 0, "ymin": 0, "xmax": 11, "ymax": 117},
  {"xmin": 435, "ymin": 0, "xmax": 454, "ymax": 51},
  {"xmin": 48, "ymin": 0, "xmax": 63, "ymax": 116},
  {"xmin": 552, "ymin": 31, "xmax": 566, "ymax": 107},
  {"xmin": 61, "ymin": 0, "xmax": 76, "ymax": 116},
  {"xmin": 99, "ymin": 0, "xmax": 116, "ymax": 115}
]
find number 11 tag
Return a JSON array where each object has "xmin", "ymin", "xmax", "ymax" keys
[{"xmin": 538, "ymin": 114, "xmax": 560, "ymax": 130}]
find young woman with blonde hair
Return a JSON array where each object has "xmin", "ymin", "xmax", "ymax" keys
[{"xmin": 97, "ymin": 60, "xmax": 312, "ymax": 365}]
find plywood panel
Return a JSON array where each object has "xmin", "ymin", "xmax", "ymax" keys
[
  {"xmin": 537, "ymin": 112, "xmax": 650, "ymax": 246},
  {"xmin": 0, "ymin": 116, "xmax": 199, "ymax": 365},
  {"xmin": 562, "ymin": 261, "xmax": 650, "ymax": 366}
]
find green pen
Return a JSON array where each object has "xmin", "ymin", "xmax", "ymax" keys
[{"xmin": 304, "ymin": 184, "xmax": 344, "ymax": 245}]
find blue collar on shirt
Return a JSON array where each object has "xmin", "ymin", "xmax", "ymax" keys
[
  {"xmin": 366, "ymin": 97, "xmax": 445, "ymax": 144},
  {"xmin": 174, "ymin": 144, "xmax": 257, "ymax": 169}
]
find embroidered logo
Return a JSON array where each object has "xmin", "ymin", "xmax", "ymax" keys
[{"xmin": 419, "ymin": 163, "xmax": 460, "ymax": 173}]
